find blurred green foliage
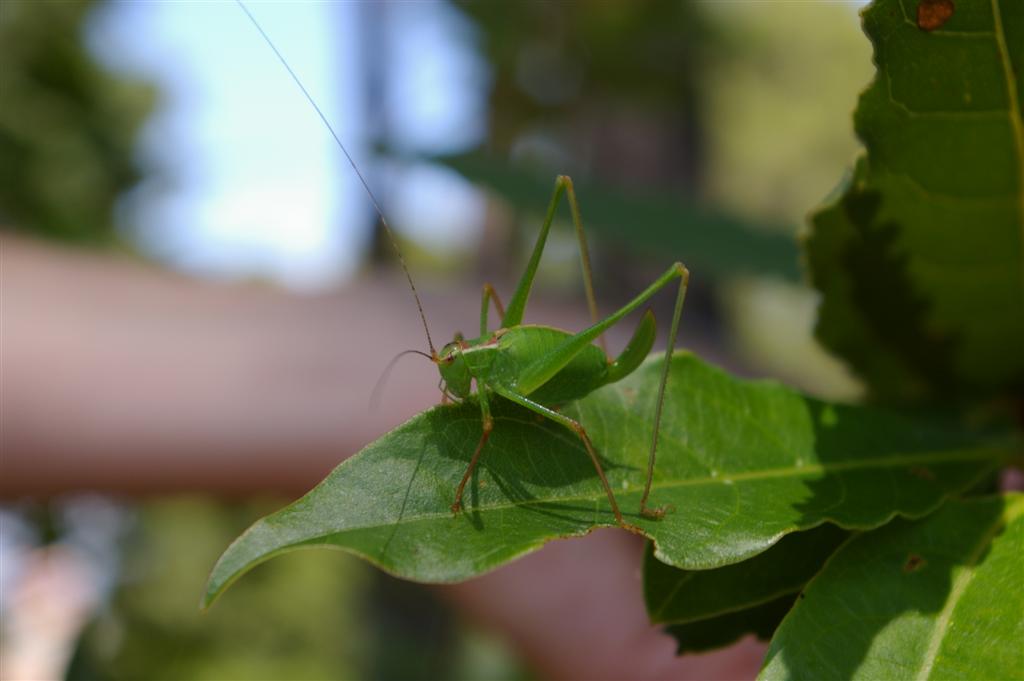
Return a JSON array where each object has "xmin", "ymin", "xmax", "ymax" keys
[
  {"xmin": 442, "ymin": 152, "xmax": 801, "ymax": 281},
  {"xmin": 66, "ymin": 499, "xmax": 529, "ymax": 681},
  {"xmin": 67, "ymin": 499, "xmax": 367, "ymax": 680},
  {"xmin": 444, "ymin": 2, "xmax": 872, "ymax": 398},
  {"xmin": 454, "ymin": 1, "xmax": 869, "ymax": 231},
  {"xmin": 458, "ymin": 0, "xmax": 710, "ymax": 192},
  {"xmin": 698, "ymin": 3, "xmax": 872, "ymax": 229},
  {"xmin": 0, "ymin": 0, "xmax": 155, "ymax": 245}
]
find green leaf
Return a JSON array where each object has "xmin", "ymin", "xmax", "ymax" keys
[
  {"xmin": 805, "ymin": 0, "xmax": 1024, "ymax": 403},
  {"xmin": 665, "ymin": 594, "xmax": 797, "ymax": 655},
  {"xmin": 759, "ymin": 493, "xmax": 1024, "ymax": 681},
  {"xmin": 439, "ymin": 152, "xmax": 803, "ymax": 282},
  {"xmin": 645, "ymin": 525, "xmax": 847, "ymax": 655},
  {"xmin": 204, "ymin": 353, "xmax": 1011, "ymax": 608},
  {"xmin": 643, "ymin": 524, "xmax": 848, "ymax": 625}
]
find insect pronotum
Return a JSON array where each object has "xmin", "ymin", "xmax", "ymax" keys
[{"xmin": 236, "ymin": 1, "xmax": 689, "ymax": 534}]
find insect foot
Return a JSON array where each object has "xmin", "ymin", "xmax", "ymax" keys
[
  {"xmin": 640, "ymin": 504, "xmax": 674, "ymax": 520},
  {"xmin": 450, "ymin": 500, "xmax": 463, "ymax": 515}
]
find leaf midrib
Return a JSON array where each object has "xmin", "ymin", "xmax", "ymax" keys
[
  {"xmin": 299, "ymin": 446, "xmax": 1004, "ymax": 536},
  {"xmin": 990, "ymin": 0, "xmax": 1024, "ymax": 296},
  {"xmin": 914, "ymin": 495, "xmax": 1024, "ymax": 680}
]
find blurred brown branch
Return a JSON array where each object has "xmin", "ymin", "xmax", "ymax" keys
[
  {"xmin": 2, "ymin": 234, "xmax": 731, "ymax": 499},
  {"xmin": 1, "ymin": 235, "xmax": 484, "ymax": 497}
]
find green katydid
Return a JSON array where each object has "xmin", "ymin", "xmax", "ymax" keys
[{"xmin": 238, "ymin": 1, "xmax": 689, "ymax": 534}]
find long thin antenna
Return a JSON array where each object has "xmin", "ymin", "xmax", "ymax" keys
[
  {"xmin": 369, "ymin": 349, "xmax": 434, "ymax": 411},
  {"xmin": 235, "ymin": 0, "xmax": 437, "ymax": 358}
]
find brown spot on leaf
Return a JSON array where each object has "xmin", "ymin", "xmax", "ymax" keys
[
  {"xmin": 917, "ymin": 0, "xmax": 954, "ymax": 31},
  {"xmin": 910, "ymin": 466, "xmax": 936, "ymax": 481},
  {"xmin": 903, "ymin": 553, "xmax": 927, "ymax": 573}
]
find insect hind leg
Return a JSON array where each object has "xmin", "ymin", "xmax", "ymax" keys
[
  {"xmin": 639, "ymin": 265, "xmax": 689, "ymax": 519},
  {"xmin": 492, "ymin": 386, "xmax": 643, "ymax": 536},
  {"xmin": 500, "ymin": 176, "xmax": 604, "ymax": 355}
]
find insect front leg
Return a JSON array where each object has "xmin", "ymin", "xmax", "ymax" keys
[{"xmin": 451, "ymin": 385, "xmax": 493, "ymax": 515}]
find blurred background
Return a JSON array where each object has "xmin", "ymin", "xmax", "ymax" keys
[{"xmin": 1, "ymin": 1, "xmax": 871, "ymax": 679}]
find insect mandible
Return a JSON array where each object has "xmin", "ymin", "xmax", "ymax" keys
[{"xmin": 237, "ymin": 1, "xmax": 689, "ymax": 534}]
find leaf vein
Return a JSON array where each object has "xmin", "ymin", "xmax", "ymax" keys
[
  {"xmin": 301, "ymin": 447, "xmax": 1004, "ymax": 537},
  {"xmin": 990, "ymin": 0, "xmax": 1024, "ymax": 298},
  {"xmin": 914, "ymin": 507, "xmax": 1011, "ymax": 680}
]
